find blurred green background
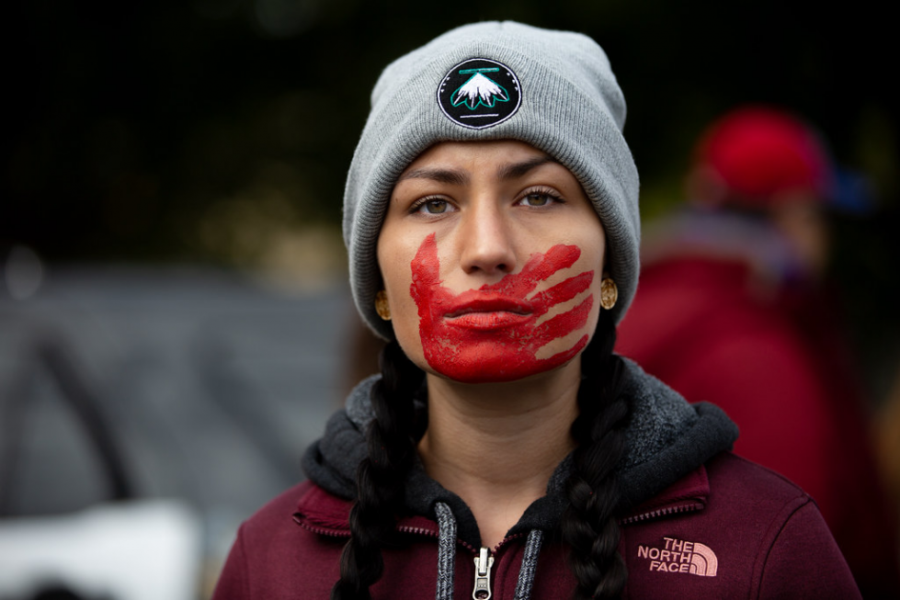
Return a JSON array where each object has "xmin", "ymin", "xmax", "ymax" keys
[{"xmin": 3, "ymin": 0, "xmax": 898, "ymax": 398}]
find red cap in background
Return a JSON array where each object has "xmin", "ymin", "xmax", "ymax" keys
[{"xmin": 692, "ymin": 106, "xmax": 836, "ymax": 207}]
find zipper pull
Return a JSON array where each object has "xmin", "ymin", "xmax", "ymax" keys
[{"xmin": 472, "ymin": 546, "xmax": 494, "ymax": 600}]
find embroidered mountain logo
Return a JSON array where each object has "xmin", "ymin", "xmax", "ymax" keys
[
  {"xmin": 637, "ymin": 537, "xmax": 718, "ymax": 577},
  {"xmin": 437, "ymin": 58, "xmax": 522, "ymax": 129}
]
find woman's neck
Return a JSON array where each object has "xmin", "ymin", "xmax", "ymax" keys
[{"xmin": 417, "ymin": 357, "xmax": 581, "ymax": 549}]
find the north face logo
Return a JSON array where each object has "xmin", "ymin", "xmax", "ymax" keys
[
  {"xmin": 437, "ymin": 58, "xmax": 522, "ymax": 129},
  {"xmin": 637, "ymin": 537, "xmax": 718, "ymax": 577}
]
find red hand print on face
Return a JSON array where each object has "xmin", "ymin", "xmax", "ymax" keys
[{"xmin": 410, "ymin": 233, "xmax": 594, "ymax": 383}]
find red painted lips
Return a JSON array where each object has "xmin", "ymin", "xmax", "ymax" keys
[{"xmin": 444, "ymin": 295, "xmax": 533, "ymax": 330}]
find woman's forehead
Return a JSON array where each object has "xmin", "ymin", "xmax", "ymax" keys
[
  {"xmin": 397, "ymin": 140, "xmax": 564, "ymax": 184},
  {"xmin": 404, "ymin": 140, "xmax": 549, "ymax": 167}
]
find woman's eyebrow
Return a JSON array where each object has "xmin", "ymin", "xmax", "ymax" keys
[
  {"xmin": 497, "ymin": 155, "xmax": 559, "ymax": 181},
  {"xmin": 397, "ymin": 168, "xmax": 469, "ymax": 185}
]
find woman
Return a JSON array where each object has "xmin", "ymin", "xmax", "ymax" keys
[{"xmin": 212, "ymin": 22, "xmax": 860, "ymax": 599}]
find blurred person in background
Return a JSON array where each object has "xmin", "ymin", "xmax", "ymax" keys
[{"xmin": 616, "ymin": 105, "xmax": 899, "ymax": 596}]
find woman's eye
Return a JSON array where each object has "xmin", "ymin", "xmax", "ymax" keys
[
  {"xmin": 520, "ymin": 192, "xmax": 555, "ymax": 207},
  {"xmin": 416, "ymin": 199, "xmax": 451, "ymax": 214}
]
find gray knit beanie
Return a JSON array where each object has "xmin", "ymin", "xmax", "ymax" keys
[{"xmin": 344, "ymin": 21, "xmax": 640, "ymax": 341}]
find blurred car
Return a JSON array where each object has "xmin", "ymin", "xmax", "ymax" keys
[{"xmin": 0, "ymin": 261, "xmax": 351, "ymax": 599}]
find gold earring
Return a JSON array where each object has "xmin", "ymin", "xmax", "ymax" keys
[
  {"xmin": 375, "ymin": 290, "xmax": 391, "ymax": 321},
  {"xmin": 599, "ymin": 277, "xmax": 618, "ymax": 310}
]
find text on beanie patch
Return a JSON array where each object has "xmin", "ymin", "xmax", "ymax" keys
[{"xmin": 437, "ymin": 58, "xmax": 522, "ymax": 129}]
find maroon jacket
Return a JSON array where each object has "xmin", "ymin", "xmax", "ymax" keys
[{"xmin": 213, "ymin": 363, "xmax": 860, "ymax": 599}]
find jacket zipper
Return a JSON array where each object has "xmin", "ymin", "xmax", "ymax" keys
[
  {"xmin": 293, "ymin": 515, "xmax": 481, "ymax": 552},
  {"xmin": 468, "ymin": 534, "xmax": 523, "ymax": 600},
  {"xmin": 293, "ymin": 517, "xmax": 349, "ymax": 537},
  {"xmin": 619, "ymin": 501, "xmax": 705, "ymax": 525},
  {"xmin": 472, "ymin": 546, "xmax": 494, "ymax": 600}
]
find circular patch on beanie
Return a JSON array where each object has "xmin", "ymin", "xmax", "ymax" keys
[{"xmin": 437, "ymin": 58, "xmax": 522, "ymax": 129}]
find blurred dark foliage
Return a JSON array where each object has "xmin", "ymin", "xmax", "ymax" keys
[{"xmin": 2, "ymin": 0, "xmax": 899, "ymax": 389}]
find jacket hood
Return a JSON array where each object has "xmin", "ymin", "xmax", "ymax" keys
[{"xmin": 302, "ymin": 357, "xmax": 738, "ymax": 548}]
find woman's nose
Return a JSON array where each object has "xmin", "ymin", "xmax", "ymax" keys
[{"xmin": 457, "ymin": 201, "xmax": 517, "ymax": 276}]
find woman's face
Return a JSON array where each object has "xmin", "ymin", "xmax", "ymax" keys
[{"xmin": 376, "ymin": 140, "xmax": 607, "ymax": 384}]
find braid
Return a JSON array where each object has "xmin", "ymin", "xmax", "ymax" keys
[
  {"xmin": 332, "ymin": 341, "xmax": 424, "ymax": 600},
  {"xmin": 561, "ymin": 311, "xmax": 632, "ymax": 600}
]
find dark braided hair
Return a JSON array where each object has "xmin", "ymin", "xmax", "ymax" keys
[
  {"xmin": 333, "ymin": 311, "xmax": 630, "ymax": 599},
  {"xmin": 560, "ymin": 309, "xmax": 632, "ymax": 599},
  {"xmin": 331, "ymin": 341, "xmax": 424, "ymax": 600}
]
